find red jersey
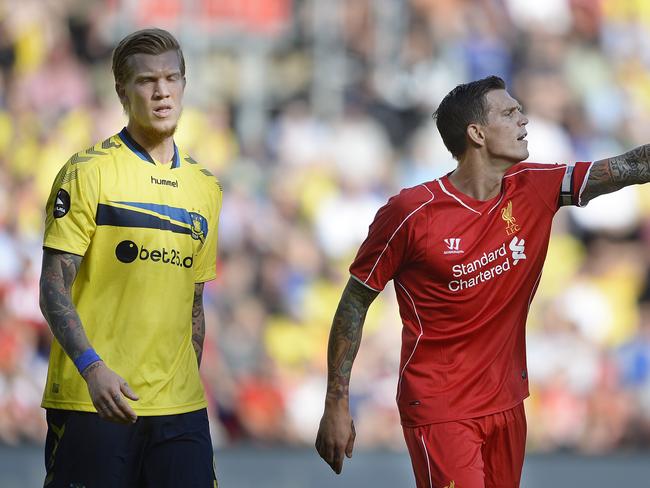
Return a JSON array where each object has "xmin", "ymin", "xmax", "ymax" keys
[{"xmin": 350, "ymin": 162, "xmax": 592, "ymax": 426}]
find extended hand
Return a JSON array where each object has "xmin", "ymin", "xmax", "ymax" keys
[
  {"xmin": 82, "ymin": 361, "xmax": 139, "ymax": 424},
  {"xmin": 315, "ymin": 405, "xmax": 356, "ymax": 474}
]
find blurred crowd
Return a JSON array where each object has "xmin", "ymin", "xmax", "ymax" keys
[{"xmin": 1, "ymin": 0, "xmax": 650, "ymax": 454}]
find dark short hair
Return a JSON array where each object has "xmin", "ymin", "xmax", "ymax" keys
[
  {"xmin": 433, "ymin": 76, "xmax": 506, "ymax": 160},
  {"xmin": 112, "ymin": 28, "xmax": 185, "ymax": 87}
]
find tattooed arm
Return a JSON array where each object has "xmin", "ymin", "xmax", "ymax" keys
[
  {"xmin": 192, "ymin": 283, "xmax": 205, "ymax": 367},
  {"xmin": 39, "ymin": 249, "xmax": 90, "ymax": 360},
  {"xmin": 315, "ymin": 277, "xmax": 379, "ymax": 474},
  {"xmin": 39, "ymin": 248, "xmax": 139, "ymax": 423},
  {"xmin": 581, "ymin": 144, "xmax": 650, "ymax": 205}
]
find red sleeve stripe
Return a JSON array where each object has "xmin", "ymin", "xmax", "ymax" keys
[{"xmin": 363, "ymin": 184, "xmax": 435, "ymax": 285}]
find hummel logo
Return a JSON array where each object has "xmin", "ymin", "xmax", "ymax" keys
[
  {"xmin": 443, "ymin": 238, "xmax": 463, "ymax": 255},
  {"xmin": 151, "ymin": 176, "xmax": 178, "ymax": 188},
  {"xmin": 509, "ymin": 236, "xmax": 526, "ymax": 265}
]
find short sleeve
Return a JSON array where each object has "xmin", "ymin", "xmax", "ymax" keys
[
  {"xmin": 43, "ymin": 160, "xmax": 100, "ymax": 256},
  {"xmin": 193, "ymin": 181, "xmax": 223, "ymax": 283},
  {"xmin": 350, "ymin": 187, "xmax": 431, "ymax": 292},
  {"xmin": 521, "ymin": 162, "xmax": 593, "ymax": 212},
  {"xmin": 559, "ymin": 161, "xmax": 593, "ymax": 208}
]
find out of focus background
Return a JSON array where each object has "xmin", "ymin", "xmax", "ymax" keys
[{"xmin": 1, "ymin": 0, "xmax": 650, "ymax": 485}]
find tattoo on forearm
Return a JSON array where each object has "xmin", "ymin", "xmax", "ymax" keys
[
  {"xmin": 326, "ymin": 278, "xmax": 378, "ymax": 402},
  {"xmin": 192, "ymin": 283, "xmax": 205, "ymax": 367},
  {"xmin": 584, "ymin": 144, "xmax": 650, "ymax": 203},
  {"xmin": 39, "ymin": 251, "xmax": 91, "ymax": 360}
]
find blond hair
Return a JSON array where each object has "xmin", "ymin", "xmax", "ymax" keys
[{"xmin": 112, "ymin": 28, "xmax": 185, "ymax": 87}]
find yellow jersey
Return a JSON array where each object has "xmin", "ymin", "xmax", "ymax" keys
[{"xmin": 42, "ymin": 128, "xmax": 222, "ymax": 415}]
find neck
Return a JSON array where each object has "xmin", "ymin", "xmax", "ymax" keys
[
  {"xmin": 449, "ymin": 153, "xmax": 515, "ymax": 201},
  {"xmin": 126, "ymin": 122, "xmax": 175, "ymax": 164}
]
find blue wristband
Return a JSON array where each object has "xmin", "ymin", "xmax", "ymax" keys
[{"xmin": 74, "ymin": 348, "xmax": 102, "ymax": 374}]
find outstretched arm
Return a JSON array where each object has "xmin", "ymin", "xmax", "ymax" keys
[
  {"xmin": 192, "ymin": 282, "xmax": 206, "ymax": 367},
  {"xmin": 315, "ymin": 277, "xmax": 379, "ymax": 474},
  {"xmin": 581, "ymin": 144, "xmax": 650, "ymax": 205},
  {"xmin": 39, "ymin": 248, "xmax": 139, "ymax": 423}
]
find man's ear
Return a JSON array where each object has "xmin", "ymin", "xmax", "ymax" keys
[
  {"xmin": 115, "ymin": 83, "xmax": 128, "ymax": 108},
  {"xmin": 467, "ymin": 123, "xmax": 485, "ymax": 148}
]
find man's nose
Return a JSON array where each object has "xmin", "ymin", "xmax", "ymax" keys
[{"xmin": 153, "ymin": 80, "xmax": 170, "ymax": 98}]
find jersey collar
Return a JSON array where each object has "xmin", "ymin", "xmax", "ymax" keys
[
  {"xmin": 118, "ymin": 127, "xmax": 180, "ymax": 169},
  {"xmin": 438, "ymin": 174, "xmax": 505, "ymax": 216}
]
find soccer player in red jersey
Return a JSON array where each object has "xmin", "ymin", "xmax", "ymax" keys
[{"xmin": 315, "ymin": 75, "xmax": 650, "ymax": 487}]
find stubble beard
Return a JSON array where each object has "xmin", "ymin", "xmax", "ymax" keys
[
  {"xmin": 140, "ymin": 122, "xmax": 178, "ymax": 144},
  {"xmin": 126, "ymin": 102, "xmax": 183, "ymax": 146}
]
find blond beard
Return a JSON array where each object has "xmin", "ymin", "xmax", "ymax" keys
[{"xmin": 124, "ymin": 103, "xmax": 182, "ymax": 145}]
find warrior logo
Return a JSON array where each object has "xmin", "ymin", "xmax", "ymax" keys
[{"xmin": 443, "ymin": 238, "xmax": 463, "ymax": 254}]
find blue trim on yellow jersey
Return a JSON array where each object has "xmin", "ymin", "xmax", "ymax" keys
[
  {"xmin": 113, "ymin": 201, "xmax": 192, "ymax": 226},
  {"xmin": 118, "ymin": 128, "xmax": 180, "ymax": 168},
  {"xmin": 96, "ymin": 204, "xmax": 192, "ymax": 235}
]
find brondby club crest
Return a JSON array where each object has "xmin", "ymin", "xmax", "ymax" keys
[
  {"xmin": 189, "ymin": 212, "xmax": 208, "ymax": 243},
  {"xmin": 501, "ymin": 200, "xmax": 520, "ymax": 236}
]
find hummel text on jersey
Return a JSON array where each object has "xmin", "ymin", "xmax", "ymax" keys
[{"xmin": 151, "ymin": 176, "xmax": 179, "ymax": 188}]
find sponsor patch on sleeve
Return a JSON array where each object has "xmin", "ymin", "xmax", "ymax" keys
[{"xmin": 53, "ymin": 189, "xmax": 71, "ymax": 218}]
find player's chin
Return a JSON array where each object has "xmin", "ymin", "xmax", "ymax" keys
[
  {"xmin": 513, "ymin": 147, "xmax": 529, "ymax": 162},
  {"xmin": 148, "ymin": 120, "xmax": 178, "ymax": 139}
]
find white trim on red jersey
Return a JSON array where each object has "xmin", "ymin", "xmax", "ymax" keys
[
  {"xmin": 420, "ymin": 434, "xmax": 434, "ymax": 488},
  {"xmin": 502, "ymin": 165, "xmax": 566, "ymax": 179},
  {"xmin": 577, "ymin": 162, "xmax": 594, "ymax": 207},
  {"xmin": 437, "ymin": 179, "xmax": 482, "ymax": 215},
  {"xmin": 350, "ymin": 273, "xmax": 381, "ymax": 292},
  {"xmin": 363, "ymin": 184, "xmax": 435, "ymax": 286},
  {"xmin": 395, "ymin": 281, "xmax": 425, "ymax": 402}
]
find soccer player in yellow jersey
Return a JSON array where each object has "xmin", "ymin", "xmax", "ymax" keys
[{"xmin": 39, "ymin": 29, "xmax": 222, "ymax": 487}]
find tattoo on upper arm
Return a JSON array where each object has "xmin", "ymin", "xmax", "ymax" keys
[
  {"xmin": 192, "ymin": 282, "xmax": 205, "ymax": 367},
  {"xmin": 39, "ymin": 250, "xmax": 90, "ymax": 360},
  {"xmin": 584, "ymin": 144, "xmax": 650, "ymax": 203},
  {"xmin": 326, "ymin": 278, "xmax": 379, "ymax": 401}
]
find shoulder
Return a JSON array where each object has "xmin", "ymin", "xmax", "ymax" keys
[
  {"xmin": 64, "ymin": 134, "xmax": 124, "ymax": 171},
  {"xmin": 369, "ymin": 182, "xmax": 436, "ymax": 228},
  {"xmin": 58, "ymin": 135, "xmax": 125, "ymax": 185},
  {"xmin": 178, "ymin": 150, "xmax": 223, "ymax": 195},
  {"xmin": 388, "ymin": 182, "xmax": 436, "ymax": 212},
  {"xmin": 504, "ymin": 162, "xmax": 568, "ymax": 180}
]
